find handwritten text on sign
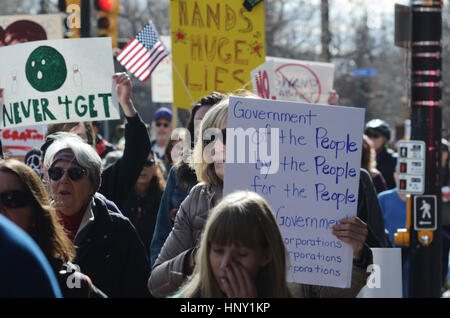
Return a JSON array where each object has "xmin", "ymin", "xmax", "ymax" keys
[
  {"xmin": 251, "ymin": 57, "xmax": 335, "ymax": 105},
  {"xmin": 223, "ymin": 97, "xmax": 365, "ymax": 288},
  {"xmin": 170, "ymin": 0, "xmax": 265, "ymax": 109},
  {"xmin": 0, "ymin": 125, "xmax": 46, "ymax": 157},
  {"xmin": 0, "ymin": 38, "xmax": 120, "ymax": 129}
]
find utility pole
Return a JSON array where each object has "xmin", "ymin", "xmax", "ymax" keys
[
  {"xmin": 80, "ymin": 0, "xmax": 91, "ymax": 38},
  {"xmin": 320, "ymin": 0, "xmax": 331, "ymax": 62},
  {"xmin": 409, "ymin": 0, "xmax": 443, "ymax": 297}
]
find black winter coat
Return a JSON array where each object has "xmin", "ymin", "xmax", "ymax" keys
[
  {"xmin": 376, "ymin": 146, "xmax": 397, "ymax": 190},
  {"xmin": 357, "ymin": 169, "xmax": 392, "ymax": 247},
  {"xmin": 73, "ymin": 194, "xmax": 152, "ymax": 298},
  {"xmin": 49, "ymin": 259, "xmax": 107, "ymax": 298},
  {"xmin": 122, "ymin": 181, "xmax": 163, "ymax": 255},
  {"xmin": 99, "ymin": 114, "xmax": 151, "ymax": 210}
]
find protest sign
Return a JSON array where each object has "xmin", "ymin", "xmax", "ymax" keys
[
  {"xmin": 170, "ymin": 0, "xmax": 265, "ymax": 109},
  {"xmin": 0, "ymin": 37, "xmax": 120, "ymax": 129},
  {"xmin": 0, "ymin": 125, "xmax": 47, "ymax": 158},
  {"xmin": 151, "ymin": 36, "xmax": 173, "ymax": 103},
  {"xmin": 251, "ymin": 57, "xmax": 335, "ymax": 104},
  {"xmin": 223, "ymin": 96, "xmax": 364, "ymax": 288},
  {"xmin": 0, "ymin": 14, "xmax": 63, "ymax": 44}
]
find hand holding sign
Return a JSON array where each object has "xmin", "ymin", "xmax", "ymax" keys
[
  {"xmin": 332, "ymin": 217, "xmax": 368, "ymax": 262},
  {"xmin": 328, "ymin": 89, "xmax": 339, "ymax": 106}
]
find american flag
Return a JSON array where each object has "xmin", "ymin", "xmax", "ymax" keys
[{"xmin": 116, "ymin": 21, "xmax": 169, "ymax": 82}]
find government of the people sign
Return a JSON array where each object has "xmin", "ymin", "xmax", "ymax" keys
[
  {"xmin": 223, "ymin": 96, "xmax": 365, "ymax": 288},
  {"xmin": 0, "ymin": 37, "xmax": 120, "ymax": 129}
]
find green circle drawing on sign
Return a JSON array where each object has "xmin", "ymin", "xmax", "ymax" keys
[{"xmin": 25, "ymin": 46, "xmax": 67, "ymax": 92}]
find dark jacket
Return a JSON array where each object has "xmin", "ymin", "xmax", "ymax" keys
[
  {"xmin": 96, "ymin": 133, "xmax": 116, "ymax": 159},
  {"xmin": 376, "ymin": 146, "xmax": 397, "ymax": 190},
  {"xmin": 73, "ymin": 194, "xmax": 151, "ymax": 298},
  {"xmin": 99, "ymin": 114, "xmax": 151, "ymax": 210},
  {"xmin": 122, "ymin": 179, "xmax": 164, "ymax": 255},
  {"xmin": 358, "ymin": 169, "xmax": 392, "ymax": 247},
  {"xmin": 150, "ymin": 165, "xmax": 197, "ymax": 266},
  {"xmin": 49, "ymin": 259, "xmax": 107, "ymax": 298}
]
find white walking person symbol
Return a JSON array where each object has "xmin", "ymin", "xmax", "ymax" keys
[{"xmin": 420, "ymin": 200, "xmax": 432, "ymax": 219}]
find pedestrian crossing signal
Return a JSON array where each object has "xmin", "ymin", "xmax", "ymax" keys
[{"xmin": 414, "ymin": 195, "xmax": 437, "ymax": 231}]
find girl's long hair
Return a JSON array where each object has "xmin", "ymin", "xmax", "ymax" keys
[
  {"xmin": 0, "ymin": 159, "xmax": 75, "ymax": 263},
  {"xmin": 175, "ymin": 191, "xmax": 292, "ymax": 298}
]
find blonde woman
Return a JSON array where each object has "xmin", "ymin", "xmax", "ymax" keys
[
  {"xmin": 148, "ymin": 92, "xmax": 371, "ymax": 298},
  {"xmin": 148, "ymin": 95, "xmax": 229, "ymax": 297},
  {"xmin": 173, "ymin": 191, "xmax": 293, "ymax": 298}
]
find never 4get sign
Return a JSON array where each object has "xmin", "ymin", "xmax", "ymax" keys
[{"xmin": 0, "ymin": 37, "xmax": 120, "ymax": 129}]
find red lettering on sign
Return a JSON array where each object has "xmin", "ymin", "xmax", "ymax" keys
[
  {"xmin": 2, "ymin": 129, "xmax": 44, "ymax": 142},
  {"xmin": 255, "ymin": 70, "xmax": 270, "ymax": 99}
]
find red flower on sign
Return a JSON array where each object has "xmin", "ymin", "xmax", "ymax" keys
[
  {"xmin": 249, "ymin": 40, "xmax": 263, "ymax": 57},
  {"xmin": 173, "ymin": 29, "xmax": 187, "ymax": 44},
  {"xmin": 176, "ymin": 32, "xmax": 185, "ymax": 41}
]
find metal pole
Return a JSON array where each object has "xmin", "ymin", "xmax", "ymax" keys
[
  {"xmin": 409, "ymin": 0, "xmax": 443, "ymax": 298},
  {"xmin": 80, "ymin": 0, "xmax": 90, "ymax": 37}
]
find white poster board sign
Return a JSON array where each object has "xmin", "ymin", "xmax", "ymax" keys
[
  {"xmin": 357, "ymin": 248, "xmax": 403, "ymax": 298},
  {"xmin": 0, "ymin": 125, "xmax": 47, "ymax": 157},
  {"xmin": 0, "ymin": 37, "xmax": 120, "ymax": 129},
  {"xmin": 151, "ymin": 36, "xmax": 173, "ymax": 103},
  {"xmin": 251, "ymin": 57, "xmax": 335, "ymax": 105},
  {"xmin": 224, "ymin": 96, "xmax": 364, "ymax": 288}
]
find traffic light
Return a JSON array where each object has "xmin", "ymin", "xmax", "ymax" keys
[
  {"xmin": 96, "ymin": 0, "xmax": 120, "ymax": 48},
  {"xmin": 58, "ymin": 0, "xmax": 81, "ymax": 38}
]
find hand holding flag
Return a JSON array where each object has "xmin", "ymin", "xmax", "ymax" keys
[{"xmin": 116, "ymin": 21, "xmax": 169, "ymax": 82}]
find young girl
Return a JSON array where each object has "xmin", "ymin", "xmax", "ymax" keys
[{"xmin": 173, "ymin": 191, "xmax": 293, "ymax": 298}]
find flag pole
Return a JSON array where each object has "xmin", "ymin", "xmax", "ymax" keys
[
  {"xmin": 166, "ymin": 55, "xmax": 195, "ymax": 129},
  {"xmin": 169, "ymin": 56, "xmax": 195, "ymax": 105}
]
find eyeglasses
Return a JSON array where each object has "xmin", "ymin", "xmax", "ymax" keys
[
  {"xmin": 0, "ymin": 190, "xmax": 32, "ymax": 209},
  {"xmin": 366, "ymin": 131, "xmax": 381, "ymax": 139},
  {"xmin": 144, "ymin": 159, "xmax": 155, "ymax": 167},
  {"xmin": 48, "ymin": 166, "xmax": 87, "ymax": 182},
  {"xmin": 155, "ymin": 122, "xmax": 169, "ymax": 128},
  {"xmin": 204, "ymin": 128, "xmax": 227, "ymax": 146}
]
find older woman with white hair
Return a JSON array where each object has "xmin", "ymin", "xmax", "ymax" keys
[{"xmin": 44, "ymin": 135, "xmax": 151, "ymax": 298}]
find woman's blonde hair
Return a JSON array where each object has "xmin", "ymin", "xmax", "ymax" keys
[
  {"xmin": 190, "ymin": 90, "xmax": 258, "ymax": 186},
  {"xmin": 361, "ymin": 134, "xmax": 377, "ymax": 172},
  {"xmin": 0, "ymin": 159, "xmax": 76, "ymax": 263},
  {"xmin": 175, "ymin": 191, "xmax": 292, "ymax": 298},
  {"xmin": 190, "ymin": 99, "xmax": 228, "ymax": 186}
]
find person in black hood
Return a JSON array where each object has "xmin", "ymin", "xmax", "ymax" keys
[
  {"xmin": 365, "ymin": 119, "xmax": 398, "ymax": 189},
  {"xmin": 122, "ymin": 150, "xmax": 165, "ymax": 254}
]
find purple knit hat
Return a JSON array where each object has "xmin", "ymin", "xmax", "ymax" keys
[{"xmin": 51, "ymin": 148, "xmax": 101, "ymax": 192}]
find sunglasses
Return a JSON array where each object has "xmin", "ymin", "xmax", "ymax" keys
[
  {"xmin": 0, "ymin": 190, "xmax": 32, "ymax": 209},
  {"xmin": 144, "ymin": 159, "xmax": 155, "ymax": 167},
  {"xmin": 366, "ymin": 131, "xmax": 381, "ymax": 139},
  {"xmin": 48, "ymin": 166, "xmax": 87, "ymax": 182},
  {"xmin": 155, "ymin": 122, "xmax": 169, "ymax": 128},
  {"xmin": 204, "ymin": 128, "xmax": 227, "ymax": 146}
]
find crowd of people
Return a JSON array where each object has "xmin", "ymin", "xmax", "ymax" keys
[{"xmin": 0, "ymin": 74, "xmax": 449, "ymax": 299}]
